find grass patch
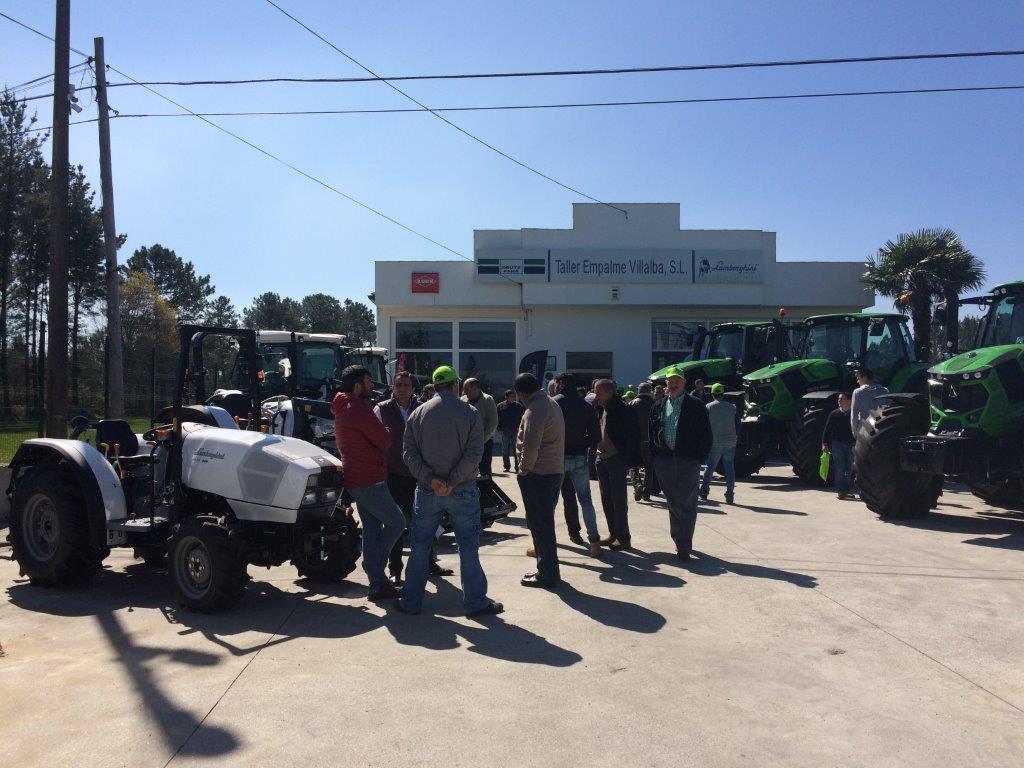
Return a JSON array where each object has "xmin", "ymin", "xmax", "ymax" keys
[{"xmin": 0, "ymin": 417, "xmax": 153, "ymax": 465}]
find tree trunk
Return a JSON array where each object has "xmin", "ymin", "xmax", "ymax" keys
[
  {"xmin": 70, "ymin": 288, "xmax": 80, "ymax": 405},
  {"xmin": 910, "ymin": 293, "xmax": 932, "ymax": 362}
]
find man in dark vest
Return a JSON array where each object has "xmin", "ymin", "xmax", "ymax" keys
[{"xmin": 375, "ymin": 371, "xmax": 452, "ymax": 584}]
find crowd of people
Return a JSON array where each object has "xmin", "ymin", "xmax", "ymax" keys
[{"xmin": 330, "ymin": 361, "xmax": 747, "ymax": 618}]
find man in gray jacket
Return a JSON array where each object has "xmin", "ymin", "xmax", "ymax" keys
[
  {"xmin": 462, "ymin": 377, "xmax": 499, "ymax": 478},
  {"xmin": 851, "ymin": 367, "xmax": 890, "ymax": 437},
  {"xmin": 700, "ymin": 383, "xmax": 738, "ymax": 504},
  {"xmin": 393, "ymin": 365, "xmax": 503, "ymax": 617}
]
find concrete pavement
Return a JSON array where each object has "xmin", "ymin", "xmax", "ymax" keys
[{"xmin": 1, "ymin": 463, "xmax": 1023, "ymax": 767}]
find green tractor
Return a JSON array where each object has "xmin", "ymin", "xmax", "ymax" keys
[
  {"xmin": 742, "ymin": 312, "xmax": 930, "ymax": 484},
  {"xmin": 855, "ymin": 281, "xmax": 1024, "ymax": 517},
  {"xmin": 651, "ymin": 320, "xmax": 799, "ymax": 392}
]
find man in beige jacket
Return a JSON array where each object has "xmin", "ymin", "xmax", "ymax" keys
[{"xmin": 515, "ymin": 372, "xmax": 566, "ymax": 589}]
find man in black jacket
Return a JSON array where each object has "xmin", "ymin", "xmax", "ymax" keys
[
  {"xmin": 649, "ymin": 366, "xmax": 713, "ymax": 560},
  {"xmin": 594, "ymin": 379, "xmax": 642, "ymax": 550},
  {"xmin": 628, "ymin": 382, "xmax": 660, "ymax": 500},
  {"xmin": 553, "ymin": 373, "xmax": 603, "ymax": 556},
  {"xmin": 496, "ymin": 389, "xmax": 525, "ymax": 473}
]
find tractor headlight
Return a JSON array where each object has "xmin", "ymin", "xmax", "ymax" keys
[{"xmin": 322, "ymin": 489, "xmax": 338, "ymax": 503}]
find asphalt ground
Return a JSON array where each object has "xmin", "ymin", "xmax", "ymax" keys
[{"xmin": 1, "ymin": 462, "xmax": 1023, "ymax": 767}]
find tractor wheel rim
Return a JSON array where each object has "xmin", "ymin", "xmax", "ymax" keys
[
  {"xmin": 175, "ymin": 537, "xmax": 212, "ymax": 599},
  {"xmin": 23, "ymin": 494, "xmax": 60, "ymax": 561}
]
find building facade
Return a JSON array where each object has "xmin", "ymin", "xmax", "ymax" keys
[{"xmin": 373, "ymin": 203, "xmax": 871, "ymax": 393}]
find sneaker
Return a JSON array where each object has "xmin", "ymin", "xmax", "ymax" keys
[{"xmin": 521, "ymin": 573, "xmax": 559, "ymax": 589}]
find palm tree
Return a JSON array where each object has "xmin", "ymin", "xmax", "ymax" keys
[{"xmin": 862, "ymin": 229, "xmax": 985, "ymax": 361}]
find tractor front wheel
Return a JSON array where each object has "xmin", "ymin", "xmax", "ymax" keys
[
  {"xmin": 787, "ymin": 403, "xmax": 832, "ymax": 486},
  {"xmin": 291, "ymin": 512, "xmax": 362, "ymax": 583},
  {"xmin": 854, "ymin": 402, "xmax": 941, "ymax": 519},
  {"xmin": 169, "ymin": 520, "xmax": 247, "ymax": 612},
  {"xmin": 10, "ymin": 467, "xmax": 105, "ymax": 586}
]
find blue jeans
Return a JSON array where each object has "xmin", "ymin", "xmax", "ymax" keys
[
  {"xmin": 348, "ymin": 482, "xmax": 407, "ymax": 593},
  {"xmin": 400, "ymin": 483, "xmax": 490, "ymax": 614},
  {"xmin": 564, "ymin": 454, "xmax": 599, "ymax": 541},
  {"xmin": 500, "ymin": 429, "xmax": 518, "ymax": 471},
  {"xmin": 831, "ymin": 440, "xmax": 854, "ymax": 495},
  {"xmin": 701, "ymin": 445, "xmax": 736, "ymax": 499}
]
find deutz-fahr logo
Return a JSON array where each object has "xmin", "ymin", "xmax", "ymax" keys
[{"xmin": 194, "ymin": 448, "xmax": 226, "ymax": 464}]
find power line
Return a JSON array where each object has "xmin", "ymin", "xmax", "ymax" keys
[
  {"xmin": 96, "ymin": 48, "xmax": 1024, "ymax": 89},
  {"xmin": 265, "ymin": 0, "xmax": 628, "ymax": 217},
  {"xmin": 26, "ymin": 83, "xmax": 1024, "ymax": 130},
  {"xmin": 0, "ymin": 10, "xmax": 471, "ymax": 263}
]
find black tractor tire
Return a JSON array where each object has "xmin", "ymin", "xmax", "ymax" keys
[
  {"xmin": 169, "ymin": 519, "xmax": 247, "ymax": 613},
  {"xmin": 967, "ymin": 476, "xmax": 1024, "ymax": 511},
  {"xmin": 9, "ymin": 466, "xmax": 105, "ymax": 586},
  {"xmin": 787, "ymin": 403, "xmax": 831, "ymax": 486},
  {"xmin": 134, "ymin": 546, "xmax": 167, "ymax": 568},
  {"xmin": 291, "ymin": 513, "xmax": 362, "ymax": 583},
  {"xmin": 854, "ymin": 402, "xmax": 942, "ymax": 519}
]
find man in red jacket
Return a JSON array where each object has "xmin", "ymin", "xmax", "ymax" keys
[{"xmin": 332, "ymin": 365, "xmax": 406, "ymax": 601}]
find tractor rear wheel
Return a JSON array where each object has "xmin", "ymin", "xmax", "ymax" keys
[
  {"xmin": 968, "ymin": 476, "xmax": 1024, "ymax": 511},
  {"xmin": 721, "ymin": 445, "xmax": 765, "ymax": 479},
  {"xmin": 292, "ymin": 512, "xmax": 362, "ymax": 582},
  {"xmin": 787, "ymin": 403, "xmax": 831, "ymax": 486},
  {"xmin": 854, "ymin": 402, "xmax": 941, "ymax": 519},
  {"xmin": 9, "ymin": 467, "xmax": 105, "ymax": 586},
  {"xmin": 169, "ymin": 519, "xmax": 247, "ymax": 612}
]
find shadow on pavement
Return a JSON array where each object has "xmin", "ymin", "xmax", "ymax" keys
[
  {"xmin": 554, "ymin": 582, "xmax": 668, "ymax": 633},
  {"xmin": 383, "ymin": 578, "xmax": 581, "ymax": 666},
  {"xmin": 885, "ymin": 509, "xmax": 1024, "ymax": 551},
  {"xmin": 651, "ymin": 551, "xmax": 818, "ymax": 589},
  {"xmin": 561, "ymin": 549, "xmax": 686, "ymax": 589},
  {"xmin": 730, "ymin": 502, "xmax": 808, "ymax": 516}
]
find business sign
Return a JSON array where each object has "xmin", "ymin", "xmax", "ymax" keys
[
  {"xmin": 411, "ymin": 272, "xmax": 440, "ymax": 293},
  {"xmin": 477, "ymin": 249, "xmax": 762, "ymax": 284}
]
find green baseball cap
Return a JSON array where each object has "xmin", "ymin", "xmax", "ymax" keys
[
  {"xmin": 625, "ymin": 390, "xmax": 636, "ymax": 399},
  {"xmin": 664, "ymin": 365, "xmax": 687, "ymax": 380},
  {"xmin": 432, "ymin": 365, "xmax": 458, "ymax": 385},
  {"xmin": 711, "ymin": 383, "xmax": 726, "ymax": 396}
]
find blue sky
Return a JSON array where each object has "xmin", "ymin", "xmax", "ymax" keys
[{"xmin": 3, "ymin": 0, "xmax": 1022, "ymax": 316}]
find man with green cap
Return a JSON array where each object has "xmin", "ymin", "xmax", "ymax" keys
[
  {"xmin": 394, "ymin": 364, "xmax": 502, "ymax": 617},
  {"xmin": 648, "ymin": 365, "xmax": 712, "ymax": 560},
  {"xmin": 700, "ymin": 383, "xmax": 738, "ymax": 504}
]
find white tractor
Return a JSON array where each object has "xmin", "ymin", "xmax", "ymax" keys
[{"xmin": 5, "ymin": 325, "xmax": 361, "ymax": 613}]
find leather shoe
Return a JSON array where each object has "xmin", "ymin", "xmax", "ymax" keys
[
  {"xmin": 429, "ymin": 562, "xmax": 454, "ymax": 576},
  {"xmin": 568, "ymin": 532, "xmax": 586, "ymax": 545},
  {"xmin": 608, "ymin": 539, "xmax": 630, "ymax": 551},
  {"xmin": 369, "ymin": 583, "xmax": 401, "ymax": 601},
  {"xmin": 391, "ymin": 598, "xmax": 420, "ymax": 615},
  {"xmin": 466, "ymin": 600, "xmax": 504, "ymax": 618},
  {"xmin": 588, "ymin": 541, "xmax": 602, "ymax": 558},
  {"xmin": 520, "ymin": 573, "xmax": 559, "ymax": 590},
  {"xmin": 599, "ymin": 536, "xmax": 615, "ymax": 546},
  {"xmin": 525, "ymin": 546, "xmax": 536, "ymax": 557}
]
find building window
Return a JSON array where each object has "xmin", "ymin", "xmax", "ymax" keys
[
  {"xmin": 395, "ymin": 321, "xmax": 452, "ymax": 349},
  {"xmin": 566, "ymin": 352, "xmax": 613, "ymax": 383},
  {"xmin": 651, "ymin": 320, "xmax": 705, "ymax": 372},
  {"xmin": 395, "ymin": 321, "xmax": 453, "ymax": 386},
  {"xmin": 458, "ymin": 321, "xmax": 516, "ymax": 394}
]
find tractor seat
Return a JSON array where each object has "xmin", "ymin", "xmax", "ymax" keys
[{"xmin": 95, "ymin": 419, "xmax": 141, "ymax": 457}]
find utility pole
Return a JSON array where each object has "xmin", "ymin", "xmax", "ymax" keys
[
  {"xmin": 45, "ymin": 0, "xmax": 71, "ymax": 437},
  {"xmin": 94, "ymin": 36, "xmax": 124, "ymax": 418}
]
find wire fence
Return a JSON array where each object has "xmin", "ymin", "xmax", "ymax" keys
[{"xmin": 0, "ymin": 339, "xmax": 176, "ymax": 464}]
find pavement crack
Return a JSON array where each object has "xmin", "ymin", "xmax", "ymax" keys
[{"xmin": 162, "ymin": 595, "xmax": 305, "ymax": 767}]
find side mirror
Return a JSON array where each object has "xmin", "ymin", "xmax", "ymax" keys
[{"xmin": 278, "ymin": 358, "xmax": 292, "ymax": 379}]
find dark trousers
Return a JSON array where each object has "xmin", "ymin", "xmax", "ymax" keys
[
  {"xmin": 387, "ymin": 472, "xmax": 417, "ymax": 577},
  {"xmin": 479, "ymin": 438, "xmax": 494, "ymax": 477},
  {"xmin": 561, "ymin": 473, "xmax": 580, "ymax": 534},
  {"xmin": 587, "ymin": 446, "xmax": 598, "ymax": 481},
  {"xmin": 641, "ymin": 442, "xmax": 660, "ymax": 496},
  {"xmin": 518, "ymin": 472, "xmax": 563, "ymax": 584},
  {"xmin": 653, "ymin": 456, "xmax": 701, "ymax": 556},
  {"xmin": 596, "ymin": 453, "xmax": 630, "ymax": 544},
  {"xmin": 500, "ymin": 429, "xmax": 519, "ymax": 471}
]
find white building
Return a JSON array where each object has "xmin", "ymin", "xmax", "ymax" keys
[{"xmin": 373, "ymin": 203, "xmax": 871, "ymax": 393}]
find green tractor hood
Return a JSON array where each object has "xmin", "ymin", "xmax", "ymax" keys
[
  {"xmin": 930, "ymin": 345, "xmax": 1024, "ymax": 375},
  {"xmin": 650, "ymin": 357, "xmax": 737, "ymax": 384},
  {"xmin": 744, "ymin": 358, "xmax": 825, "ymax": 384}
]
